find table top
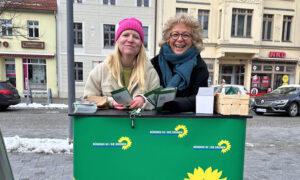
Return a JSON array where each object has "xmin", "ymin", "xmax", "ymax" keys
[{"xmin": 69, "ymin": 109, "xmax": 252, "ymax": 119}]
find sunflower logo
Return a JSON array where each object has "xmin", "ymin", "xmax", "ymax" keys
[
  {"xmin": 175, "ymin": 125, "xmax": 188, "ymax": 138},
  {"xmin": 218, "ymin": 140, "xmax": 231, "ymax": 153},
  {"xmin": 118, "ymin": 136, "xmax": 132, "ymax": 150},
  {"xmin": 184, "ymin": 166, "xmax": 227, "ymax": 180}
]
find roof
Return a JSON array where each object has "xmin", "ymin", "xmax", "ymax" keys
[{"xmin": 0, "ymin": 0, "xmax": 57, "ymax": 11}]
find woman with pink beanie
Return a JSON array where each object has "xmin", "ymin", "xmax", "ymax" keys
[{"xmin": 84, "ymin": 17, "xmax": 160, "ymax": 110}]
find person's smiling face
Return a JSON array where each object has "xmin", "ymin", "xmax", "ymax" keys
[
  {"xmin": 118, "ymin": 30, "xmax": 142, "ymax": 57},
  {"xmin": 169, "ymin": 23, "xmax": 192, "ymax": 55}
]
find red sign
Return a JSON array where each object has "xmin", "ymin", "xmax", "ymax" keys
[
  {"xmin": 261, "ymin": 76, "xmax": 269, "ymax": 88},
  {"xmin": 269, "ymin": 51, "xmax": 286, "ymax": 58},
  {"xmin": 252, "ymin": 76, "xmax": 260, "ymax": 88},
  {"xmin": 0, "ymin": 41, "xmax": 9, "ymax": 48}
]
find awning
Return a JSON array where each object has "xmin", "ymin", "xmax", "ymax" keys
[
  {"xmin": 255, "ymin": 57, "xmax": 298, "ymax": 63},
  {"xmin": 0, "ymin": 51, "xmax": 55, "ymax": 58}
]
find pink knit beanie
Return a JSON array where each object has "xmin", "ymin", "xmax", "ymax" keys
[{"xmin": 115, "ymin": 17, "xmax": 144, "ymax": 43}]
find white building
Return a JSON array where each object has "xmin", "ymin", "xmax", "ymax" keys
[{"xmin": 57, "ymin": 0, "xmax": 156, "ymax": 98}]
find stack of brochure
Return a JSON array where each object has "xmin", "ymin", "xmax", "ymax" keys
[
  {"xmin": 73, "ymin": 100, "xmax": 97, "ymax": 114},
  {"xmin": 144, "ymin": 86, "xmax": 177, "ymax": 111}
]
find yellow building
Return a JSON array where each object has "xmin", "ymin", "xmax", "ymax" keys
[
  {"xmin": 0, "ymin": 0, "xmax": 57, "ymax": 97},
  {"xmin": 156, "ymin": 0, "xmax": 300, "ymax": 95}
]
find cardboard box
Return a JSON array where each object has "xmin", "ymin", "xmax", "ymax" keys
[
  {"xmin": 196, "ymin": 87, "xmax": 214, "ymax": 114},
  {"xmin": 214, "ymin": 93, "xmax": 249, "ymax": 115}
]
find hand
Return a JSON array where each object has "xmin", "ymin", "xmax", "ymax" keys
[
  {"xmin": 128, "ymin": 96, "xmax": 145, "ymax": 109},
  {"xmin": 112, "ymin": 101, "xmax": 127, "ymax": 110}
]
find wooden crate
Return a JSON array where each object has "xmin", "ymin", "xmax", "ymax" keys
[{"xmin": 214, "ymin": 93, "xmax": 250, "ymax": 115}]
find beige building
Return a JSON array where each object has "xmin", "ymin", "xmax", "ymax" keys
[
  {"xmin": 0, "ymin": 0, "xmax": 57, "ymax": 97},
  {"xmin": 156, "ymin": 0, "xmax": 300, "ymax": 95}
]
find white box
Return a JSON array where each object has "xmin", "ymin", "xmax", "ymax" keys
[{"xmin": 196, "ymin": 87, "xmax": 214, "ymax": 114}]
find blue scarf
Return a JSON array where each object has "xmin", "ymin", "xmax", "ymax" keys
[{"xmin": 158, "ymin": 44, "xmax": 199, "ymax": 90}]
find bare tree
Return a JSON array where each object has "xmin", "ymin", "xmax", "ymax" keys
[{"xmin": 0, "ymin": 0, "xmax": 31, "ymax": 38}]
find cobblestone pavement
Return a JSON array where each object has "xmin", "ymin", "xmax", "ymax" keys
[{"xmin": 8, "ymin": 153, "xmax": 73, "ymax": 180}]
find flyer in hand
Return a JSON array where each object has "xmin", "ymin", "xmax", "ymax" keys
[
  {"xmin": 111, "ymin": 87, "xmax": 132, "ymax": 103},
  {"xmin": 144, "ymin": 86, "xmax": 177, "ymax": 111}
]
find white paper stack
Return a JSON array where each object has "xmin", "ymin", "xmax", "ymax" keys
[{"xmin": 73, "ymin": 101, "xmax": 97, "ymax": 114}]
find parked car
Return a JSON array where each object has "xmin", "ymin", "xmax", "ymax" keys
[
  {"xmin": 210, "ymin": 84, "xmax": 250, "ymax": 95},
  {"xmin": 0, "ymin": 81, "xmax": 21, "ymax": 110},
  {"xmin": 252, "ymin": 84, "xmax": 300, "ymax": 117}
]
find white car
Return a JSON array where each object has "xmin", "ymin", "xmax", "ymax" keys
[{"xmin": 210, "ymin": 84, "xmax": 250, "ymax": 95}]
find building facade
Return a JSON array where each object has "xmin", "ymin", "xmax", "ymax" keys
[
  {"xmin": 156, "ymin": 0, "xmax": 300, "ymax": 95},
  {"xmin": 57, "ymin": 0, "xmax": 156, "ymax": 98},
  {"xmin": 0, "ymin": 0, "xmax": 58, "ymax": 97}
]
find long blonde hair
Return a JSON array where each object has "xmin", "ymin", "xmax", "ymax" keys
[{"xmin": 108, "ymin": 43, "xmax": 147, "ymax": 91}]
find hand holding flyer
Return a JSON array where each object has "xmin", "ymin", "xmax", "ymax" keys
[
  {"xmin": 144, "ymin": 86, "xmax": 177, "ymax": 111},
  {"xmin": 111, "ymin": 87, "xmax": 132, "ymax": 104}
]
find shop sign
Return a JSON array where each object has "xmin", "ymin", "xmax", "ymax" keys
[
  {"xmin": 282, "ymin": 75, "xmax": 289, "ymax": 83},
  {"xmin": 252, "ymin": 65, "xmax": 257, "ymax": 70},
  {"xmin": 21, "ymin": 41, "xmax": 45, "ymax": 49},
  {"xmin": 269, "ymin": 51, "xmax": 286, "ymax": 58},
  {"xmin": 252, "ymin": 76, "xmax": 260, "ymax": 88},
  {"xmin": 0, "ymin": 41, "xmax": 9, "ymax": 48},
  {"xmin": 261, "ymin": 76, "xmax": 269, "ymax": 88},
  {"xmin": 251, "ymin": 88, "xmax": 258, "ymax": 95}
]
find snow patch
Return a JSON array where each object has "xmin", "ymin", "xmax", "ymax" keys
[
  {"xmin": 10, "ymin": 103, "xmax": 68, "ymax": 109},
  {"xmin": 4, "ymin": 136, "xmax": 73, "ymax": 154}
]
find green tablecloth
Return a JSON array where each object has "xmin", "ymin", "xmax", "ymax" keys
[{"xmin": 71, "ymin": 110, "xmax": 249, "ymax": 180}]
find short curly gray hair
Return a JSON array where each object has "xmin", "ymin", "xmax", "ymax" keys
[{"xmin": 159, "ymin": 13, "xmax": 204, "ymax": 52}]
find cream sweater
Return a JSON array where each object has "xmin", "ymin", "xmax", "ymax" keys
[{"xmin": 83, "ymin": 58, "xmax": 160, "ymax": 110}]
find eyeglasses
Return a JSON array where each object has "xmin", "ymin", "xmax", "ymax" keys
[{"xmin": 170, "ymin": 32, "xmax": 192, "ymax": 40}]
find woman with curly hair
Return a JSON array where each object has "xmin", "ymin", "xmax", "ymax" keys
[{"xmin": 151, "ymin": 13, "xmax": 209, "ymax": 112}]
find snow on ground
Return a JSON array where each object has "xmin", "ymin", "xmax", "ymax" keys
[
  {"xmin": 10, "ymin": 103, "xmax": 68, "ymax": 109},
  {"xmin": 5, "ymin": 102, "xmax": 70, "ymax": 154},
  {"xmin": 4, "ymin": 136, "xmax": 73, "ymax": 154}
]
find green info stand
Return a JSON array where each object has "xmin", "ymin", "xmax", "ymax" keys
[{"xmin": 70, "ymin": 110, "xmax": 250, "ymax": 180}]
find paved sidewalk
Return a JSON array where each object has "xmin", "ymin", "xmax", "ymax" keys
[{"xmin": 8, "ymin": 152, "xmax": 73, "ymax": 180}]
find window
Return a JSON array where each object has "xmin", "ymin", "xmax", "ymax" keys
[
  {"xmin": 75, "ymin": 62, "xmax": 83, "ymax": 82},
  {"xmin": 198, "ymin": 10, "xmax": 209, "ymax": 38},
  {"xmin": 23, "ymin": 59, "xmax": 46, "ymax": 90},
  {"xmin": 282, "ymin": 15, "xmax": 292, "ymax": 41},
  {"xmin": 231, "ymin": 8, "xmax": 253, "ymax": 37},
  {"xmin": 28, "ymin": 21, "xmax": 39, "ymax": 38},
  {"xmin": 74, "ymin": 23, "xmax": 82, "ymax": 45},
  {"xmin": 103, "ymin": 0, "xmax": 115, "ymax": 5},
  {"xmin": 104, "ymin": 24, "xmax": 115, "ymax": 47},
  {"xmin": 137, "ymin": 0, "xmax": 149, "ymax": 7},
  {"xmin": 176, "ymin": 8, "xmax": 188, "ymax": 14},
  {"xmin": 262, "ymin": 14, "xmax": 273, "ymax": 40},
  {"xmin": 218, "ymin": 9, "xmax": 222, "ymax": 38},
  {"xmin": 1, "ymin": 20, "xmax": 12, "ymax": 36},
  {"xmin": 143, "ymin": 26, "xmax": 148, "ymax": 49}
]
